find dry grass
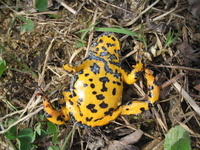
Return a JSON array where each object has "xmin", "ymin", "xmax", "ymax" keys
[{"xmin": 0, "ymin": 0, "xmax": 200, "ymax": 149}]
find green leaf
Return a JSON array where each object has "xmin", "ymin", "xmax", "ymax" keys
[
  {"xmin": 0, "ymin": 59, "xmax": 7, "ymax": 77},
  {"xmin": 18, "ymin": 128, "xmax": 35, "ymax": 143},
  {"xmin": 20, "ymin": 18, "xmax": 34, "ymax": 33},
  {"xmin": 17, "ymin": 138, "xmax": 31, "ymax": 150},
  {"xmin": 95, "ymin": 26, "xmax": 139, "ymax": 38},
  {"xmin": 35, "ymin": 122, "xmax": 42, "ymax": 135},
  {"xmin": 48, "ymin": 145, "xmax": 60, "ymax": 150},
  {"xmin": 164, "ymin": 125, "xmax": 191, "ymax": 150},
  {"xmin": 4, "ymin": 126, "xmax": 17, "ymax": 140},
  {"xmin": 74, "ymin": 41, "xmax": 86, "ymax": 48},
  {"xmin": 35, "ymin": 0, "xmax": 48, "ymax": 12},
  {"xmin": 46, "ymin": 122, "xmax": 58, "ymax": 135},
  {"xmin": 52, "ymin": 132, "xmax": 59, "ymax": 144}
]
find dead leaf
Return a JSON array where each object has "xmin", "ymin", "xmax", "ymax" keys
[
  {"xmin": 188, "ymin": 0, "xmax": 200, "ymax": 19},
  {"xmin": 194, "ymin": 84, "xmax": 200, "ymax": 92},
  {"xmin": 104, "ymin": 130, "xmax": 143, "ymax": 150},
  {"xmin": 176, "ymin": 42, "xmax": 200, "ymax": 65}
]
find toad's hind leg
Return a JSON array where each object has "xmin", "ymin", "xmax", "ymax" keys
[
  {"xmin": 40, "ymin": 92, "xmax": 70, "ymax": 125},
  {"xmin": 121, "ymin": 69, "xmax": 160, "ymax": 115}
]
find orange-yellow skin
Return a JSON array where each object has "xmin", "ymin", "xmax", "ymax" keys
[{"xmin": 41, "ymin": 33, "xmax": 160, "ymax": 127}]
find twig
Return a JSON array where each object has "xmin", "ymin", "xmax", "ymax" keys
[
  {"xmin": 154, "ymin": 64, "xmax": 200, "ymax": 72},
  {"xmin": 173, "ymin": 82, "xmax": 200, "ymax": 116},
  {"xmin": 56, "ymin": 0, "xmax": 77, "ymax": 15},
  {"xmin": 124, "ymin": 0, "xmax": 160, "ymax": 26}
]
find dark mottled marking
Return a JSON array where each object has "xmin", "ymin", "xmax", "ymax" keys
[
  {"xmin": 78, "ymin": 98, "xmax": 83, "ymax": 102},
  {"xmin": 94, "ymin": 117, "xmax": 103, "ymax": 122},
  {"xmin": 126, "ymin": 108, "xmax": 129, "ymax": 111},
  {"xmin": 69, "ymin": 100, "xmax": 73, "ymax": 105},
  {"xmin": 96, "ymin": 94, "xmax": 105, "ymax": 100},
  {"xmin": 99, "ymin": 77, "xmax": 109, "ymax": 92},
  {"xmin": 104, "ymin": 108, "xmax": 114, "ymax": 116},
  {"xmin": 140, "ymin": 107, "xmax": 145, "ymax": 112},
  {"xmin": 80, "ymin": 112, "xmax": 83, "ymax": 116},
  {"xmin": 148, "ymin": 103, "xmax": 153, "ymax": 107},
  {"xmin": 148, "ymin": 92, "xmax": 153, "ymax": 98},
  {"xmin": 86, "ymin": 104, "xmax": 97, "ymax": 113},
  {"xmin": 85, "ymin": 73, "xmax": 89, "ymax": 77},
  {"xmin": 106, "ymin": 43, "xmax": 115, "ymax": 47},
  {"xmin": 99, "ymin": 39, "xmax": 103, "ymax": 43},
  {"xmin": 86, "ymin": 117, "xmax": 93, "ymax": 121},
  {"xmin": 109, "ymin": 61, "xmax": 121, "ymax": 67},
  {"xmin": 102, "ymin": 46, "xmax": 107, "ymax": 51},
  {"xmin": 90, "ymin": 83, "xmax": 95, "ymax": 88},
  {"xmin": 45, "ymin": 112, "xmax": 52, "ymax": 118},
  {"xmin": 89, "ymin": 78, "xmax": 93, "ymax": 82},
  {"xmin": 111, "ymin": 36, "xmax": 116, "ymax": 41},
  {"xmin": 100, "ymin": 52, "xmax": 109, "ymax": 56},
  {"xmin": 113, "ymin": 81, "xmax": 121, "ymax": 86},
  {"xmin": 92, "ymin": 91, "xmax": 97, "ymax": 95},
  {"xmin": 114, "ymin": 69, "xmax": 122, "ymax": 78},
  {"xmin": 90, "ymin": 63, "xmax": 100, "ymax": 74},
  {"xmin": 109, "ymin": 54, "xmax": 117, "ymax": 60},
  {"xmin": 83, "ymin": 83, "xmax": 88, "ymax": 87},
  {"xmin": 148, "ymin": 85, "xmax": 154, "ymax": 91},
  {"xmin": 112, "ymin": 88, "xmax": 116, "ymax": 95},
  {"xmin": 87, "ymin": 53, "xmax": 113, "ymax": 74},
  {"xmin": 99, "ymin": 101, "xmax": 108, "ymax": 108},
  {"xmin": 96, "ymin": 47, "xmax": 99, "ymax": 51},
  {"xmin": 56, "ymin": 116, "xmax": 63, "ymax": 121}
]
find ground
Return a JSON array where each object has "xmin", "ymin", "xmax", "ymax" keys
[{"xmin": 0, "ymin": 0, "xmax": 200, "ymax": 150}]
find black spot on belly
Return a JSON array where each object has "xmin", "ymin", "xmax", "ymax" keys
[
  {"xmin": 45, "ymin": 112, "xmax": 52, "ymax": 118},
  {"xmin": 92, "ymin": 91, "xmax": 97, "ymax": 95},
  {"xmin": 113, "ymin": 81, "xmax": 122, "ymax": 86},
  {"xmin": 148, "ymin": 85, "xmax": 154, "ymax": 91},
  {"xmin": 99, "ymin": 101, "xmax": 108, "ymax": 108},
  {"xmin": 89, "ymin": 78, "xmax": 93, "ymax": 82},
  {"xmin": 86, "ymin": 117, "xmax": 93, "ymax": 122},
  {"xmin": 112, "ymin": 88, "xmax": 116, "ymax": 95},
  {"xmin": 86, "ymin": 104, "xmax": 97, "ymax": 113},
  {"xmin": 99, "ymin": 39, "xmax": 103, "ymax": 43},
  {"xmin": 96, "ymin": 94, "xmax": 105, "ymax": 100},
  {"xmin": 106, "ymin": 43, "xmax": 116, "ymax": 47},
  {"xmin": 85, "ymin": 73, "xmax": 89, "ymax": 77},
  {"xmin": 104, "ymin": 108, "xmax": 114, "ymax": 116},
  {"xmin": 78, "ymin": 98, "xmax": 83, "ymax": 102},
  {"xmin": 57, "ymin": 116, "xmax": 63, "ymax": 122},
  {"xmin": 111, "ymin": 36, "xmax": 116, "ymax": 41},
  {"xmin": 100, "ymin": 52, "xmax": 109, "ymax": 56},
  {"xmin": 99, "ymin": 77, "xmax": 109, "ymax": 92},
  {"xmin": 90, "ymin": 63, "xmax": 100, "ymax": 74},
  {"xmin": 90, "ymin": 83, "xmax": 95, "ymax": 88},
  {"xmin": 114, "ymin": 69, "xmax": 122, "ymax": 79},
  {"xmin": 80, "ymin": 112, "xmax": 83, "ymax": 116},
  {"xmin": 83, "ymin": 83, "xmax": 88, "ymax": 87},
  {"xmin": 148, "ymin": 92, "xmax": 153, "ymax": 98},
  {"xmin": 69, "ymin": 100, "xmax": 73, "ymax": 105}
]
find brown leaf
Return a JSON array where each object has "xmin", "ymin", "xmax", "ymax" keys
[
  {"xmin": 194, "ymin": 84, "xmax": 200, "ymax": 92},
  {"xmin": 188, "ymin": 0, "xmax": 200, "ymax": 19},
  {"xmin": 176, "ymin": 42, "xmax": 200, "ymax": 65}
]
